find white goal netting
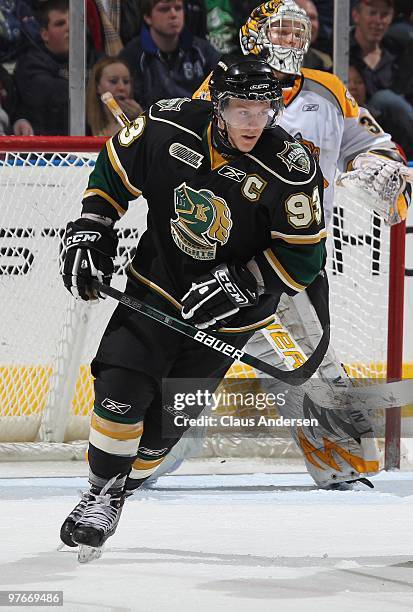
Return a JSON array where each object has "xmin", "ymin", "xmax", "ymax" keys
[{"xmin": 0, "ymin": 142, "xmax": 397, "ymax": 461}]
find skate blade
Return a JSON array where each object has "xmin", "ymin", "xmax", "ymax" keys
[{"xmin": 77, "ymin": 544, "xmax": 104, "ymax": 564}]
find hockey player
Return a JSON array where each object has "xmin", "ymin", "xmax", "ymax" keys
[
  {"xmin": 183, "ymin": 0, "xmax": 411, "ymax": 490},
  {"xmin": 59, "ymin": 54, "xmax": 327, "ymax": 559}
]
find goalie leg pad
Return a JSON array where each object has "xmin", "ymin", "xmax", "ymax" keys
[
  {"xmin": 276, "ymin": 387, "xmax": 381, "ymax": 488},
  {"xmin": 244, "ymin": 281, "xmax": 381, "ymax": 487}
]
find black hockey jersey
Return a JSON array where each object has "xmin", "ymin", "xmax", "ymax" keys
[{"xmin": 82, "ymin": 98, "xmax": 326, "ymax": 333}]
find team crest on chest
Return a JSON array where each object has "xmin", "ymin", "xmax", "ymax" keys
[
  {"xmin": 171, "ymin": 183, "xmax": 232, "ymax": 260},
  {"xmin": 277, "ymin": 141, "xmax": 311, "ymax": 174}
]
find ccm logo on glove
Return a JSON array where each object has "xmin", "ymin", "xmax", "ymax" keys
[
  {"xmin": 66, "ymin": 231, "xmax": 101, "ymax": 246},
  {"xmin": 214, "ymin": 268, "xmax": 256, "ymax": 306}
]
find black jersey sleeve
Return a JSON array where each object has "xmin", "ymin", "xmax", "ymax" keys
[
  {"xmin": 81, "ymin": 115, "xmax": 149, "ymax": 221},
  {"xmin": 255, "ymin": 179, "xmax": 327, "ymax": 296}
]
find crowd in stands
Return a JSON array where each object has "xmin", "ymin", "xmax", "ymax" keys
[{"xmin": 0, "ymin": 0, "xmax": 412, "ymax": 157}]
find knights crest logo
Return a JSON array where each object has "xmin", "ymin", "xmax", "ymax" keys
[
  {"xmin": 277, "ymin": 141, "xmax": 311, "ymax": 174},
  {"xmin": 171, "ymin": 183, "xmax": 232, "ymax": 260}
]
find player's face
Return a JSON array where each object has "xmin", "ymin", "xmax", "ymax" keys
[
  {"xmin": 353, "ymin": 2, "xmax": 394, "ymax": 43},
  {"xmin": 222, "ymin": 99, "xmax": 269, "ymax": 152},
  {"xmin": 41, "ymin": 9, "xmax": 69, "ymax": 56},
  {"xmin": 266, "ymin": 17, "xmax": 307, "ymax": 49},
  {"xmin": 145, "ymin": 0, "xmax": 184, "ymax": 37},
  {"xmin": 97, "ymin": 63, "xmax": 132, "ymax": 102}
]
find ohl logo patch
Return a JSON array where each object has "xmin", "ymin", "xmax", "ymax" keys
[
  {"xmin": 171, "ymin": 182, "xmax": 232, "ymax": 260},
  {"xmin": 294, "ymin": 134, "xmax": 329, "ymax": 188},
  {"xmin": 277, "ymin": 140, "xmax": 311, "ymax": 174}
]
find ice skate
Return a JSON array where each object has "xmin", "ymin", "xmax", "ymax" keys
[
  {"xmin": 59, "ymin": 491, "xmax": 91, "ymax": 547},
  {"xmin": 72, "ymin": 477, "xmax": 126, "ymax": 563}
]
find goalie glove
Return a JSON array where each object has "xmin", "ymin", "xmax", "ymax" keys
[
  {"xmin": 62, "ymin": 217, "xmax": 118, "ymax": 301},
  {"xmin": 181, "ymin": 262, "xmax": 259, "ymax": 330},
  {"xmin": 336, "ymin": 151, "xmax": 412, "ymax": 225}
]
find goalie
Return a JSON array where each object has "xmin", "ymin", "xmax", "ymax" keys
[{"xmin": 160, "ymin": 0, "xmax": 412, "ymax": 490}]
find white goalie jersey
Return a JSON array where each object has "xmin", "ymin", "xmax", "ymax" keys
[{"xmin": 277, "ymin": 68, "xmax": 395, "ymax": 226}]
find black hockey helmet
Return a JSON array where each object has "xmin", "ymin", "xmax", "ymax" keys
[{"xmin": 210, "ymin": 53, "xmax": 284, "ymax": 129}]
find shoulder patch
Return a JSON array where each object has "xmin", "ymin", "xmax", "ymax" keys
[
  {"xmin": 277, "ymin": 141, "xmax": 311, "ymax": 174},
  {"xmin": 156, "ymin": 98, "xmax": 191, "ymax": 111},
  {"xmin": 169, "ymin": 143, "xmax": 203, "ymax": 168}
]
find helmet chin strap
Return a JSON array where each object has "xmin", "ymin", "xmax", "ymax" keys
[{"xmin": 211, "ymin": 119, "xmax": 241, "ymax": 157}]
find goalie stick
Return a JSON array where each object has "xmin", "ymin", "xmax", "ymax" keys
[{"xmin": 91, "ymin": 279, "xmax": 329, "ymax": 385}]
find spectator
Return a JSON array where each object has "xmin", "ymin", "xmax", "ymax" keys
[
  {"xmin": 86, "ymin": 0, "xmax": 142, "ymax": 57},
  {"xmin": 86, "ymin": 57, "xmax": 142, "ymax": 136},
  {"xmin": 296, "ymin": 0, "xmax": 332, "ymax": 70},
  {"xmin": 205, "ymin": 0, "xmax": 238, "ymax": 53},
  {"xmin": 204, "ymin": 1, "xmax": 272, "ymax": 54},
  {"xmin": 350, "ymin": 0, "xmax": 413, "ymax": 158},
  {"xmin": 120, "ymin": 0, "xmax": 219, "ymax": 110},
  {"xmin": 347, "ymin": 62, "xmax": 383, "ymax": 118},
  {"xmin": 0, "ymin": 63, "xmax": 17, "ymax": 120},
  {"xmin": 387, "ymin": 0, "xmax": 413, "ymax": 46},
  {"xmin": 86, "ymin": 0, "xmax": 205, "ymax": 55},
  {"xmin": 0, "ymin": 1, "xmax": 40, "ymax": 65},
  {"xmin": 14, "ymin": 0, "xmax": 69, "ymax": 135},
  {"xmin": 0, "ymin": 62, "xmax": 33, "ymax": 134},
  {"xmin": 348, "ymin": 63, "xmax": 369, "ymax": 106},
  {"xmin": 312, "ymin": 0, "xmax": 359, "ymax": 56},
  {"xmin": 185, "ymin": 0, "xmax": 207, "ymax": 38},
  {"xmin": 0, "ymin": 99, "xmax": 8, "ymax": 134}
]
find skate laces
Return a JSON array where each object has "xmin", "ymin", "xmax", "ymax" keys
[
  {"xmin": 79, "ymin": 475, "xmax": 122, "ymax": 532},
  {"xmin": 68, "ymin": 490, "xmax": 90, "ymax": 521}
]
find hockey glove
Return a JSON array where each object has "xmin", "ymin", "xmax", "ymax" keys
[
  {"xmin": 336, "ymin": 152, "xmax": 412, "ymax": 225},
  {"xmin": 62, "ymin": 218, "xmax": 118, "ymax": 301},
  {"xmin": 181, "ymin": 262, "xmax": 259, "ymax": 329}
]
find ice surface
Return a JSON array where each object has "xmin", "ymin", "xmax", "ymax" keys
[{"xmin": 0, "ymin": 468, "xmax": 412, "ymax": 612}]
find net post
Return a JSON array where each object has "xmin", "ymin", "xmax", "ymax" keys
[{"xmin": 385, "ymin": 221, "xmax": 406, "ymax": 470}]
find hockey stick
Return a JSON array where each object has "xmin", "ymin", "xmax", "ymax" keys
[
  {"xmin": 91, "ymin": 280, "xmax": 329, "ymax": 385},
  {"xmin": 92, "ymin": 279, "xmax": 413, "ymax": 407},
  {"xmin": 101, "ymin": 91, "xmax": 133, "ymax": 129}
]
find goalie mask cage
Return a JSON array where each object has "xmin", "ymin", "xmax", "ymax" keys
[{"xmin": 0, "ymin": 137, "xmax": 404, "ymax": 469}]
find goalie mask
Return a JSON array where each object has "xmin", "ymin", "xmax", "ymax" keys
[
  {"xmin": 240, "ymin": 0, "xmax": 311, "ymax": 75},
  {"xmin": 210, "ymin": 54, "xmax": 283, "ymax": 153}
]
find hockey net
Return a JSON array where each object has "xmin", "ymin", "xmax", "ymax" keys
[{"xmin": 0, "ymin": 137, "xmax": 404, "ymax": 465}]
